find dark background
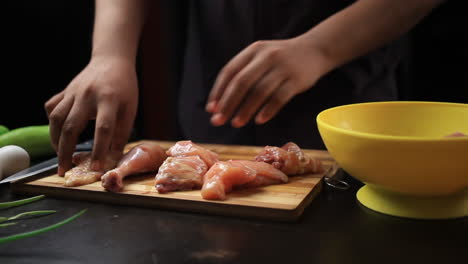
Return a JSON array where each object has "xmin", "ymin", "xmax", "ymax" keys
[{"xmin": 2, "ymin": 1, "xmax": 467, "ymax": 140}]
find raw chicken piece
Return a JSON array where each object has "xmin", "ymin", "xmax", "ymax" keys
[
  {"xmin": 166, "ymin": 140, "xmax": 219, "ymax": 167},
  {"xmin": 255, "ymin": 142, "xmax": 324, "ymax": 175},
  {"xmin": 64, "ymin": 151, "xmax": 122, "ymax": 187},
  {"xmin": 201, "ymin": 160, "xmax": 288, "ymax": 200},
  {"xmin": 101, "ymin": 142, "xmax": 167, "ymax": 192},
  {"xmin": 154, "ymin": 140, "xmax": 219, "ymax": 193},
  {"xmin": 155, "ymin": 156, "xmax": 208, "ymax": 193},
  {"xmin": 234, "ymin": 160, "xmax": 289, "ymax": 188},
  {"xmin": 445, "ymin": 132, "xmax": 467, "ymax": 137},
  {"xmin": 201, "ymin": 161, "xmax": 256, "ymax": 200}
]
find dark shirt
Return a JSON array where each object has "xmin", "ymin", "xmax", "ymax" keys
[{"xmin": 178, "ymin": 0, "xmax": 403, "ymax": 149}]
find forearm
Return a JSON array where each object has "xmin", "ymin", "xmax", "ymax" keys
[
  {"xmin": 91, "ymin": 0, "xmax": 148, "ymax": 64},
  {"xmin": 301, "ymin": 0, "xmax": 445, "ymax": 75}
]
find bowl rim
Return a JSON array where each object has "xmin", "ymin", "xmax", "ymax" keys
[{"xmin": 316, "ymin": 100, "xmax": 468, "ymax": 142}]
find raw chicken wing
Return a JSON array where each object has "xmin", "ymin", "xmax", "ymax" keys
[
  {"xmin": 255, "ymin": 142, "xmax": 323, "ymax": 175},
  {"xmin": 166, "ymin": 140, "xmax": 219, "ymax": 167}
]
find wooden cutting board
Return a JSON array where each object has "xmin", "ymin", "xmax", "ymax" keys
[{"xmin": 12, "ymin": 140, "xmax": 336, "ymax": 222}]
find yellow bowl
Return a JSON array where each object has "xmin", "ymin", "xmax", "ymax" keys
[{"xmin": 316, "ymin": 101, "xmax": 468, "ymax": 219}]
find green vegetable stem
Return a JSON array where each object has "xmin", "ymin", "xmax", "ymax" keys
[
  {"xmin": 0, "ymin": 222, "xmax": 17, "ymax": 227},
  {"xmin": 0, "ymin": 195, "xmax": 87, "ymax": 244},
  {"xmin": 0, "ymin": 209, "xmax": 87, "ymax": 244},
  {"xmin": 0, "ymin": 210, "xmax": 56, "ymax": 224},
  {"xmin": 0, "ymin": 195, "xmax": 45, "ymax": 209}
]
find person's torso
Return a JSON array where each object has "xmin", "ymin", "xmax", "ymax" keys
[{"xmin": 178, "ymin": 0, "xmax": 402, "ymax": 149}]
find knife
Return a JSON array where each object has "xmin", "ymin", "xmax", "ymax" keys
[{"xmin": 0, "ymin": 139, "xmax": 94, "ymax": 184}]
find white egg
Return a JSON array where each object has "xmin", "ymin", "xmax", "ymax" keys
[{"xmin": 0, "ymin": 145, "xmax": 30, "ymax": 180}]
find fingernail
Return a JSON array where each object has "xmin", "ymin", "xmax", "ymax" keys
[
  {"xmin": 210, "ymin": 113, "xmax": 225, "ymax": 126},
  {"xmin": 58, "ymin": 167, "xmax": 65, "ymax": 176},
  {"xmin": 255, "ymin": 114, "xmax": 266, "ymax": 124},
  {"xmin": 206, "ymin": 101, "xmax": 217, "ymax": 113},
  {"xmin": 231, "ymin": 117, "xmax": 244, "ymax": 128}
]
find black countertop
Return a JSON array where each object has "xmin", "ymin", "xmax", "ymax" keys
[{"xmin": 0, "ymin": 173, "xmax": 466, "ymax": 264}]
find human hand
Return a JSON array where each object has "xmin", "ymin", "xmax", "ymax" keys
[
  {"xmin": 206, "ymin": 36, "xmax": 329, "ymax": 128},
  {"xmin": 44, "ymin": 57, "xmax": 138, "ymax": 176}
]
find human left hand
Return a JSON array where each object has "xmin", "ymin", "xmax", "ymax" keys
[{"xmin": 206, "ymin": 36, "xmax": 329, "ymax": 128}]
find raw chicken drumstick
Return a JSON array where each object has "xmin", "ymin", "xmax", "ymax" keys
[{"xmin": 101, "ymin": 142, "xmax": 167, "ymax": 192}]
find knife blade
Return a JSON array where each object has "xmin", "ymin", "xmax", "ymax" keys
[{"xmin": 0, "ymin": 139, "xmax": 94, "ymax": 184}]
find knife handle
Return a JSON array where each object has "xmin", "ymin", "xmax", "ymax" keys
[{"xmin": 75, "ymin": 139, "xmax": 94, "ymax": 152}]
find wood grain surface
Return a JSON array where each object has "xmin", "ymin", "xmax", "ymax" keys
[{"xmin": 12, "ymin": 140, "xmax": 335, "ymax": 221}]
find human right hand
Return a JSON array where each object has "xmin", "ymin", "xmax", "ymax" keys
[{"xmin": 44, "ymin": 56, "xmax": 138, "ymax": 176}]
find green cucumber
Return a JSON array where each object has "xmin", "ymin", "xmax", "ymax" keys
[
  {"xmin": 0, "ymin": 125, "xmax": 55, "ymax": 159},
  {"xmin": 0, "ymin": 125, "xmax": 9, "ymax": 135}
]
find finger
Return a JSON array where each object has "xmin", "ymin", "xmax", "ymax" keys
[
  {"xmin": 57, "ymin": 99, "xmax": 91, "ymax": 176},
  {"xmin": 44, "ymin": 91, "xmax": 64, "ymax": 117},
  {"xmin": 72, "ymin": 152, "xmax": 88, "ymax": 165},
  {"xmin": 210, "ymin": 53, "xmax": 273, "ymax": 126},
  {"xmin": 255, "ymin": 80, "xmax": 296, "ymax": 125},
  {"xmin": 206, "ymin": 42, "xmax": 262, "ymax": 112},
  {"xmin": 110, "ymin": 104, "xmax": 136, "ymax": 154},
  {"xmin": 91, "ymin": 101, "xmax": 118, "ymax": 171},
  {"xmin": 205, "ymin": 101, "xmax": 218, "ymax": 114},
  {"xmin": 48, "ymin": 96, "xmax": 74, "ymax": 152},
  {"xmin": 231, "ymin": 68, "xmax": 287, "ymax": 128}
]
